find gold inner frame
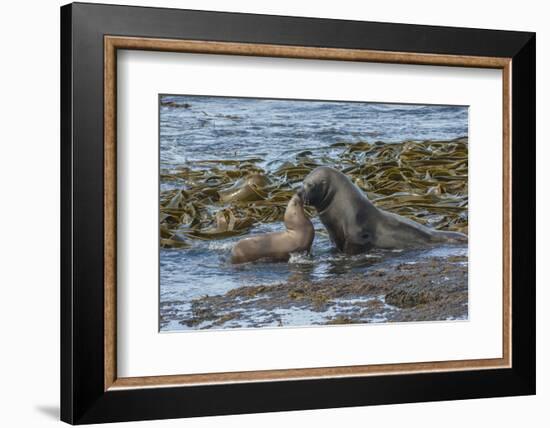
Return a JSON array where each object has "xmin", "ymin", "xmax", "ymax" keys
[{"xmin": 104, "ymin": 35, "xmax": 512, "ymax": 391}]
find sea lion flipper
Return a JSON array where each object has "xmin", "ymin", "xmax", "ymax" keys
[
  {"xmin": 432, "ymin": 230, "xmax": 468, "ymax": 243},
  {"xmin": 343, "ymin": 240, "xmax": 365, "ymax": 255},
  {"xmin": 342, "ymin": 227, "xmax": 372, "ymax": 254}
]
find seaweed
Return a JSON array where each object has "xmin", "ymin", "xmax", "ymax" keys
[{"xmin": 160, "ymin": 137, "xmax": 468, "ymax": 248}]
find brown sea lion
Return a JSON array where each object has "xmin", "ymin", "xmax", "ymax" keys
[
  {"xmin": 230, "ymin": 194, "xmax": 314, "ymax": 264},
  {"xmin": 298, "ymin": 166, "xmax": 467, "ymax": 255}
]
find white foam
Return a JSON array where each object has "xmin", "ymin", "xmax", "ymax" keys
[
  {"xmin": 288, "ymin": 252, "xmax": 315, "ymax": 264},
  {"xmin": 207, "ymin": 241, "xmax": 235, "ymax": 251}
]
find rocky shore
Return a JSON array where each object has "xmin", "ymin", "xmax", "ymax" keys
[{"xmin": 168, "ymin": 250, "xmax": 468, "ymax": 330}]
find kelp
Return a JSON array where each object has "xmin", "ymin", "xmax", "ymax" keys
[
  {"xmin": 218, "ymin": 174, "xmax": 271, "ymax": 203},
  {"xmin": 160, "ymin": 137, "xmax": 468, "ymax": 248}
]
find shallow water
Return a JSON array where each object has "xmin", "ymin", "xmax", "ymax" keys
[
  {"xmin": 159, "ymin": 95, "xmax": 468, "ymax": 331},
  {"xmin": 160, "ymin": 225, "xmax": 467, "ymax": 331}
]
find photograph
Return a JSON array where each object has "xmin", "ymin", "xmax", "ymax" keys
[
  {"xmin": 159, "ymin": 95, "xmax": 469, "ymax": 331},
  {"xmin": 53, "ymin": 1, "xmax": 537, "ymax": 424}
]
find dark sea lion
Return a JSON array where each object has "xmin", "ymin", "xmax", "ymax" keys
[
  {"xmin": 230, "ymin": 194, "xmax": 314, "ymax": 264},
  {"xmin": 298, "ymin": 166, "xmax": 467, "ymax": 254}
]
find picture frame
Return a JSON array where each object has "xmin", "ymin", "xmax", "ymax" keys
[{"xmin": 60, "ymin": 2, "xmax": 535, "ymax": 424}]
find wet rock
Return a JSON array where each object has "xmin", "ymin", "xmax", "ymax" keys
[
  {"xmin": 385, "ymin": 289, "xmax": 442, "ymax": 308},
  {"xmin": 175, "ymin": 254, "xmax": 468, "ymax": 329},
  {"xmin": 161, "ymin": 100, "xmax": 191, "ymax": 108}
]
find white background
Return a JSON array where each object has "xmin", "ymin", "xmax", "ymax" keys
[
  {"xmin": 118, "ymin": 51, "xmax": 503, "ymax": 377},
  {"xmin": 0, "ymin": 0, "xmax": 546, "ymax": 427}
]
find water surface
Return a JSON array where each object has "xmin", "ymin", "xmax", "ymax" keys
[{"xmin": 159, "ymin": 95, "xmax": 468, "ymax": 331}]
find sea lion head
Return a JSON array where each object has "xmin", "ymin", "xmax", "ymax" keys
[
  {"xmin": 298, "ymin": 167, "xmax": 336, "ymax": 211},
  {"xmin": 284, "ymin": 194, "xmax": 308, "ymax": 230}
]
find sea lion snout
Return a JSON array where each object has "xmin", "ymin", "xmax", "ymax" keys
[
  {"xmin": 296, "ymin": 186, "xmax": 311, "ymax": 206},
  {"xmin": 297, "ymin": 180, "xmax": 316, "ymax": 205},
  {"xmin": 290, "ymin": 193, "xmax": 304, "ymax": 206}
]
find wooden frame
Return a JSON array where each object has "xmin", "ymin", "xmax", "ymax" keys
[
  {"xmin": 104, "ymin": 36, "xmax": 513, "ymax": 390},
  {"xmin": 62, "ymin": 2, "xmax": 535, "ymax": 424}
]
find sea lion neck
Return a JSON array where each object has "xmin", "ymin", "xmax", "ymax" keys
[
  {"xmin": 284, "ymin": 206, "xmax": 308, "ymax": 230},
  {"xmin": 314, "ymin": 182, "xmax": 336, "ymax": 214}
]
